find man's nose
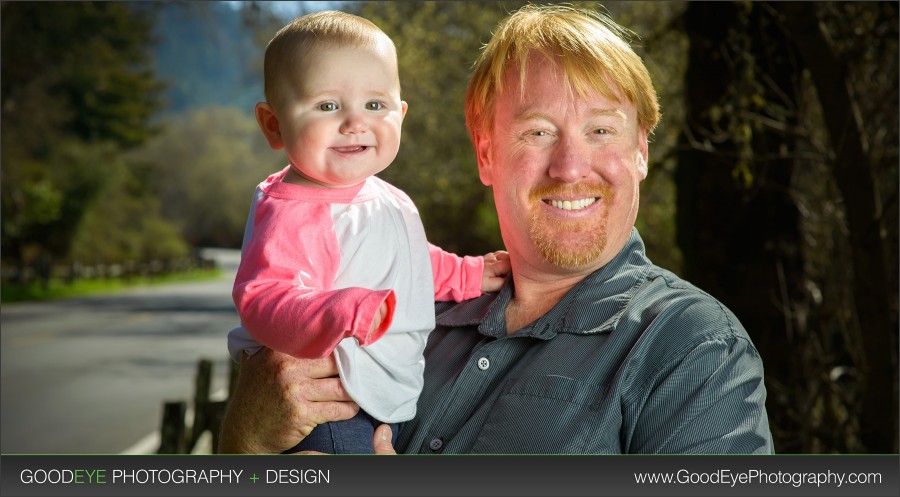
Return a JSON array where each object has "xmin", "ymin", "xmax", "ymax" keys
[
  {"xmin": 340, "ymin": 111, "xmax": 367, "ymax": 134},
  {"xmin": 548, "ymin": 135, "xmax": 591, "ymax": 182}
]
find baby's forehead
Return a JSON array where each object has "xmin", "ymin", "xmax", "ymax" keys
[
  {"xmin": 271, "ymin": 42, "xmax": 402, "ymax": 106},
  {"xmin": 283, "ymin": 38, "xmax": 398, "ymax": 77}
]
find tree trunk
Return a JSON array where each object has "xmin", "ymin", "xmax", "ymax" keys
[
  {"xmin": 677, "ymin": 2, "xmax": 808, "ymax": 451},
  {"xmin": 776, "ymin": 2, "xmax": 897, "ymax": 454}
]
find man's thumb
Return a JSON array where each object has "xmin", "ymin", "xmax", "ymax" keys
[{"xmin": 373, "ymin": 424, "xmax": 397, "ymax": 455}]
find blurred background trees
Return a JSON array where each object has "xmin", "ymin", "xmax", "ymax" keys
[
  {"xmin": 2, "ymin": 2, "xmax": 170, "ymax": 277},
  {"xmin": 676, "ymin": 1, "xmax": 897, "ymax": 453},
  {"xmin": 1, "ymin": 1, "xmax": 896, "ymax": 453}
]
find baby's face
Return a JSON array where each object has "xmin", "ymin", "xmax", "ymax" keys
[{"xmin": 275, "ymin": 43, "xmax": 407, "ymax": 188}]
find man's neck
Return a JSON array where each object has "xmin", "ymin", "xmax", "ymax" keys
[
  {"xmin": 503, "ymin": 234, "xmax": 633, "ymax": 334},
  {"xmin": 504, "ymin": 268, "xmax": 588, "ymax": 335}
]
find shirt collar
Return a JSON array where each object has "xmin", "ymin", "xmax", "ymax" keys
[{"xmin": 435, "ymin": 228, "xmax": 652, "ymax": 340}]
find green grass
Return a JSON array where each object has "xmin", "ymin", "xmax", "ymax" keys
[{"xmin": 0, "ymin": 268, "xmax": 224, "ymax": 303}]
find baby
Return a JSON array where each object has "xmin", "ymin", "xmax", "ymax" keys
[{"xmin": 228, "ymin": 10, "xmax": 509, "ymax": 454}]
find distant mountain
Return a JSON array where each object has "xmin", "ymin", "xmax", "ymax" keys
[{"xmin": 140, "ymin": 2, "xmax": 265, "ymax": 117}]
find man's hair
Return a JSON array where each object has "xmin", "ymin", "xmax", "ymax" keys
[
  {"xmin": 263, "ymin": 10, "xmax": 396, "ymax": 109},
  {"xmin": 465, "ymin": 4, "xmax": 660, "ymax": 139}
]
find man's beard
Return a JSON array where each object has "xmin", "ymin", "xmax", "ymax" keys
[{"xmin": 528, "ymin": 182, "xmax": 611, "ymax": 269}]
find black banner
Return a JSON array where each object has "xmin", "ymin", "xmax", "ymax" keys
[{"xmin": 1, "ymin": 454, "xmax": 898, "ymax": 497}]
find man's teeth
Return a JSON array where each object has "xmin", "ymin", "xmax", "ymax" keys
[{"xmin": 547, "ymin": 198, "xmax": 596, "ymax": 211}]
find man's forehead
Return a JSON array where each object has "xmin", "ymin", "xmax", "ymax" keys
[
  {"xmin": 511, "ymin": 106, "xmax": 629, "ymax": 123},
  {"xmin": 505, "ymin": 56, "xmax": 628, "ymax": 105},
  {"xmin": 501, "ymin": 70, "xmax": 633, "ymax": 122}
]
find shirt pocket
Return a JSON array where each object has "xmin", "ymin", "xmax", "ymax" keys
[{"xmin": 470, "ymin": 374, "xmax": 614, "ymax": 454}]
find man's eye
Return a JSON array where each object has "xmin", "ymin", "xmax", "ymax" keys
[
  {"xmin": 366, "ymin": 101, "xmax": 384, "ymax": 111},
  {"xmin": 319, "ymin": 102, "xmax": 337, "ymax": 111},
  {"xmin": 532, "ymin": 130, "xmax": 548, "ymax": 136},
  {"xmin": 593, "ymin": 128, "xmax": 609, "ymax": 135}
]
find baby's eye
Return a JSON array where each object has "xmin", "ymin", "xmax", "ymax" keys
[
  {"xmin": 366, "ymin": 101, "xmax": 385, "ymax": 111},
  {"xmin": 319, "ymin": 102, "xmax": 338, "ymax": 111}
]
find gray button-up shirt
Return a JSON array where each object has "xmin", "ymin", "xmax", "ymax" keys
[{"xmin": 396, "ymin": 229, "xmax": 774, "ymax": 454}]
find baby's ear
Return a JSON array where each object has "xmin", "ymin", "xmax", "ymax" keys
[
  {"xmin": 255, "ymin": 102, "xmax": 284, "ymax": 150},
  {"xmin": 400, "ymin": 100, "xmax": 408, "ymax": 120}
]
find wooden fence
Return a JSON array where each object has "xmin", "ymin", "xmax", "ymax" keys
[{"xmin": 157, "ymin": 358, "xmax": 239, "ymax": 454}]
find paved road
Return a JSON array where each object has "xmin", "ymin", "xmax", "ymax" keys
[{"xmin": 0, "ymin": 249, "xmax": 242, "ymax": 454}]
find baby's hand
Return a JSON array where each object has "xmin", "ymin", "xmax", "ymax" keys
[
  {"xmin": 481, "ymin": 250, "xmax": 511, "ymax": 292},
  {"xmin": 367, "ymin": 302, "xmax": 389, "ymax": 341}
]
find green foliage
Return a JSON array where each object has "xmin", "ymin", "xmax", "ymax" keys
[
  {"xmin": 128, "ymin": 106, "xmax": 282, "ymax": 248},
  {"xmin": 3, "ymin": 140, "xmax": 121, "ymax": 262},
  {"xmin": 0, "ymin": 267, "xmax": 222, "ymax": 304},
  {"xmin": 20, "ymin": 179, "xmax": 63, "ymax": 227},
  {"xmin": 68, "ymin": 161, "xmax": 189, "ymax": 264},
  {"xmin": 1, "ymin": 2, "xmax": 162, "ymax": 150},
  {"xmin": 1, "ymin": 1, "xmax": 165, "ymax": 268}
]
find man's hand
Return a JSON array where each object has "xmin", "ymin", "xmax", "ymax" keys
[
  {"xmin": 372, "ymin": 424, "xmax": 397, "ymax": 454},
  {"xmin": 218, "ymin": 348, "xmax": 359, "ymax": 453},
  {"xmin": 292, "ymin": 423, "xmax": 396, "ymax": 455},
  {"xmin": 481, "ymin": 250, "xmax": 511, "ymax": 292}
]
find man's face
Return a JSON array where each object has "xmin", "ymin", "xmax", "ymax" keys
[
  {"xmin": 475, "ymin": 54, "xmax": 649, "ymax": 275},
  {"xmin": 274, "ymin": 43, "xmax": 407, "ymax": 188}
]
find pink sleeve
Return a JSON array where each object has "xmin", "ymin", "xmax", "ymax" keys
[
  {"xmin": 428, "ymin": 243, "xmax": 484, "ymax": 302},
  {"xmin": 232, "ymin": 198, "xmax": 395, "ymax": 358}
]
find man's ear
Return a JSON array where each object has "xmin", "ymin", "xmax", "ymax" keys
[
  {"xmin": 255, "ymin": 102, "xmax": 284, "ymax": 150},
  {"xmin": 636, "ymin": 127, "xmax": 649, "ymax": 180},
  {"xmin": 473, "ymin": 132, "xmax": 493, "ymax": 186}
]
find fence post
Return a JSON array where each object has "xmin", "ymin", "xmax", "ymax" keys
[
  {"xmin": 201, "ymin": 360, "xmax": 240, "ymax": 454},
  {"xmin": 207, "ymin": 400, "xmax": 228, "ymax": 454},
  {"xmin": 158, "ymin": 401, "xmax": 187, "ymax": 453},
  {"xmin": 157, "ymin": 358, "xmax": 235, "ymax": 453},
  {"xmin": 189, "ymin": 359, "xmax": 213, "ymax": 449}
]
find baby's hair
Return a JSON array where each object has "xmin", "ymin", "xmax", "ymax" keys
[{"xmin": 263, "ymin": 10, "xmax": 397, "ymax": 109}]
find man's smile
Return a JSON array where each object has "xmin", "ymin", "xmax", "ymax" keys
[{"xmin": 543, "ymin": 197, "xmax": 598, "ymax": 211}]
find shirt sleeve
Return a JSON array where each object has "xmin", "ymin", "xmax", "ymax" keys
[
  {"xmin": 623, "ymin": 334, "xmax": 774, "ymax": 454},
  {"xmin": 232, "ymin": 197, "xmax": 396, "ymax": 359},
  {"xmin": 428, "ymin": 243, "xmax": 484, "ymax": 302}
]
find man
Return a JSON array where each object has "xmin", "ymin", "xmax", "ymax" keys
[{"xmin": 219, "ymin": 4, "xmax": 774, "ymax": 454}]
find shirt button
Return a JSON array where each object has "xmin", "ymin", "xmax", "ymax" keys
[
  {"xmin": 429, "ymin": 438, "xmax": 443, "ymax": 451},
  {"xmin": 477, "ymin": 357, "xmax": 490, "ymax": 370}
]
